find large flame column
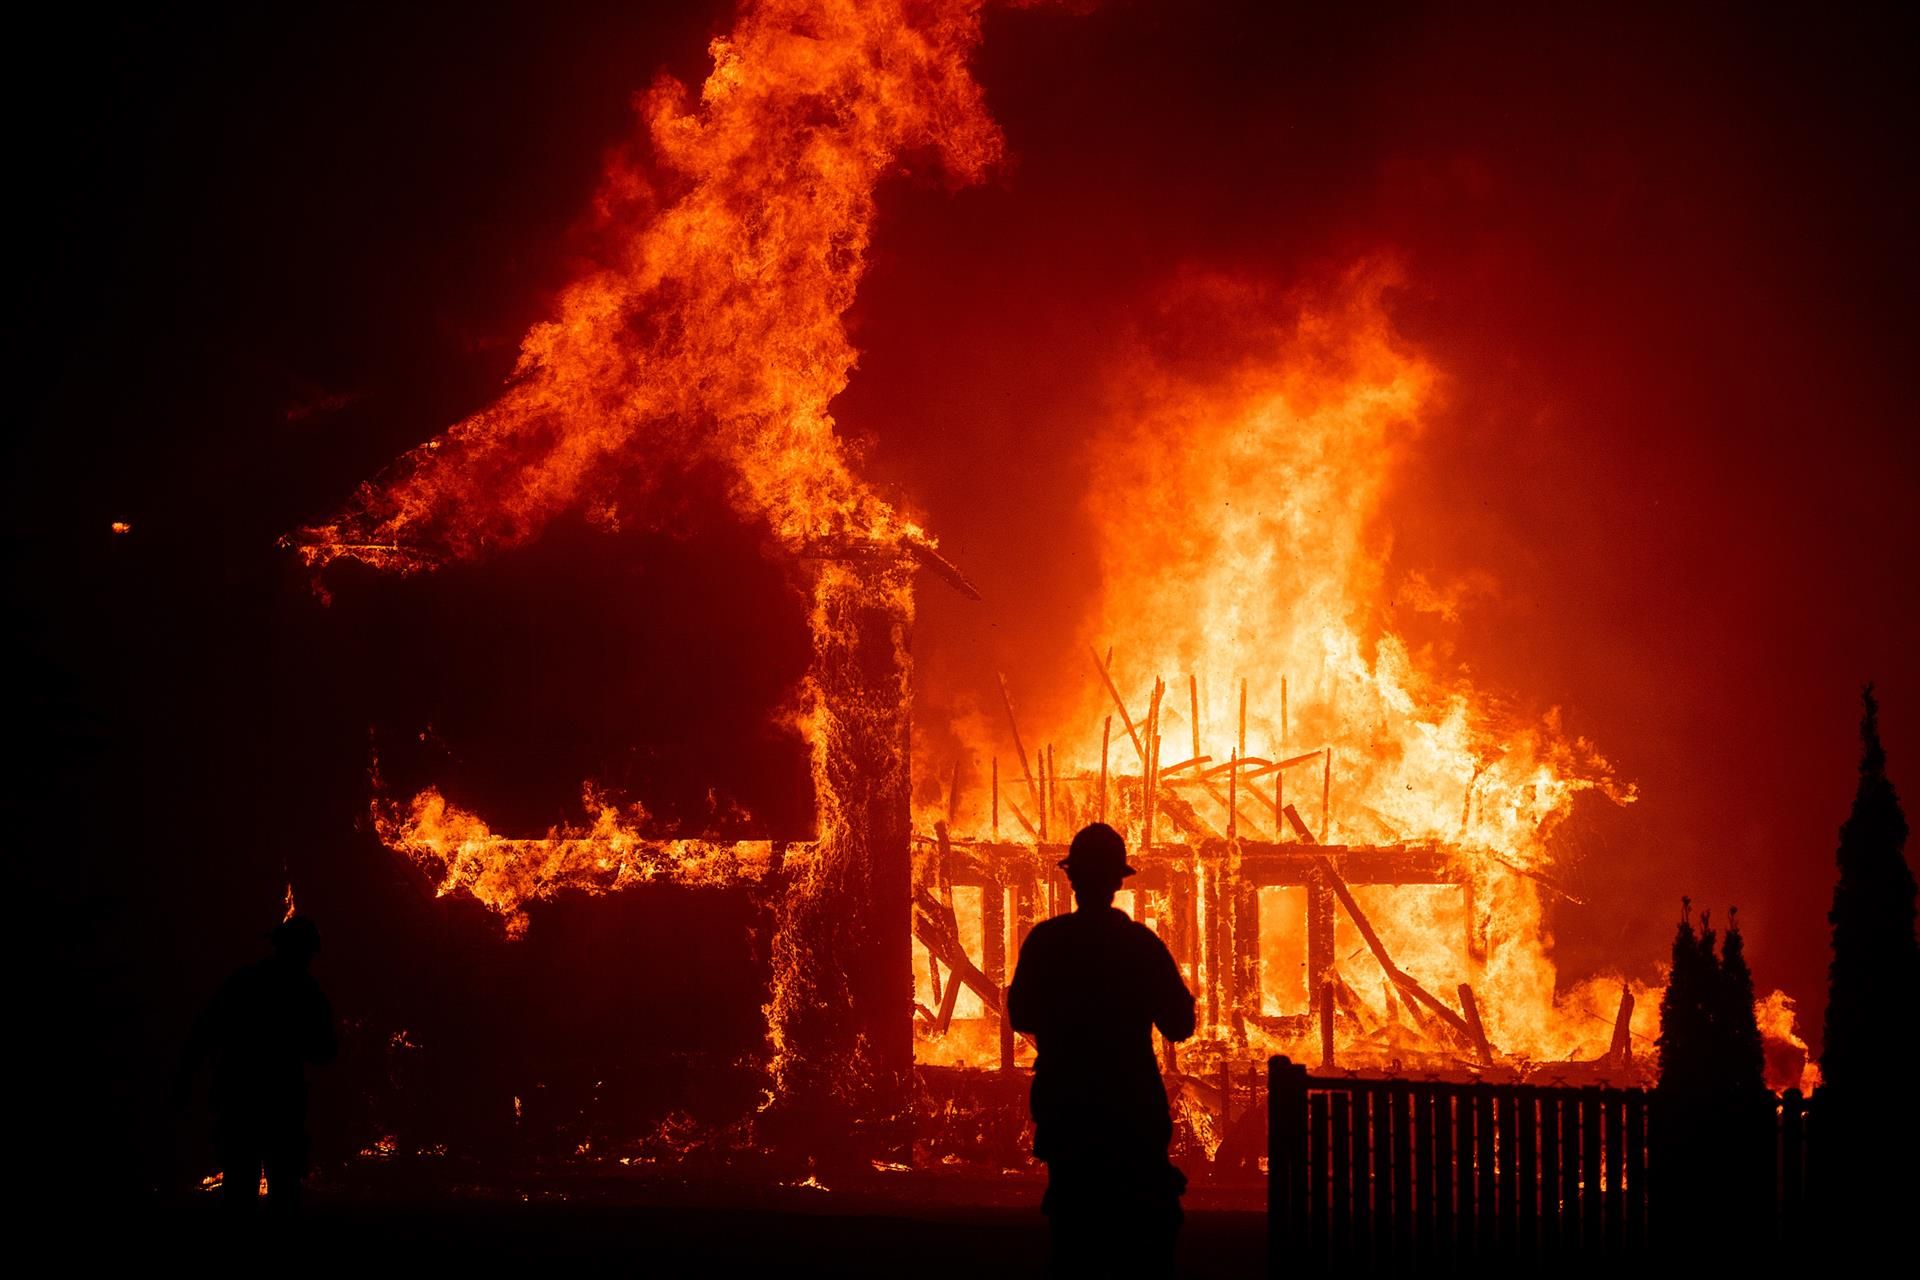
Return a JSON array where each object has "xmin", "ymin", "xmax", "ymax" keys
[{"xmin": 764, "ymin": 556, "xmax": 915, "ymax": 1162}]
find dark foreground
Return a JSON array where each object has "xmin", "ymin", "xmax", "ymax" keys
[{"xmin": 100, "ymin": 1185, "xmax": 1266, "ymax": 1276}]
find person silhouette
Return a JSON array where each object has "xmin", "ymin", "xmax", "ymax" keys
[
  {"xmin": 1008, "ymin": 823, "xmax": 1196, "ymax": 1277},
  {"xmin": 178, "ymin": 915, "xmax": 336, "ymax": 1218}
]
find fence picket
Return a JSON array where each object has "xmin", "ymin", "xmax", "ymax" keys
[{"xmin": 1266, "ymin": 1058, "xmax": 1812, "ymax": 1269}]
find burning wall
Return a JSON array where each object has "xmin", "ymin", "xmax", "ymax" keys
[{"xmin": 291, "ymin": 0, "xmax": 1002, "ymax": 1158}]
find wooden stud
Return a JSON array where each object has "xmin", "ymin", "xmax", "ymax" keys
[
  {"xmin": 1046, "ymin": 743, "xmax": 1056, "ymax": 841},
  {"xmin": 991, "ymin": 757, "xmax": 999, "ymax": 840},
  {"xmin": 946, "ymin": 755, "xmax": 963, "ymax": 828},
  {"xmin": 1143, "ymin": 678, "xmax": 1164, "ymax": 852},
  {"xmin": 1238, "ymin": 677, "xmax": 1247, "ymax": 759},
  {"xmin": 1608, "ymin": 987, "xmax": 1636, "ymax": 1067},
  {"xmin": 1322, "ymin": 748, "xmax": 1333, "ymax": 843},
  {"xmin": 1188, "ymin": 673, "xmax": 1201, "ymax": 761},
  {"xmin": 1458, "ymin": 982, "xmax": 1494, "ymax": 1065},
  {"xmin": 1098, "ymin": 716, "xmax": 1111, "ymax": 823},
  {"xmin": 996, "ymin": 671, "xmax": 1044, "ymax": 820},
  {"xmin": 1227, "ymin": 748, "xmax": 1239, "ymax": 840},
  {"xmin": 1091, "ymin": 646, "xmax": 1147, "ymax": 764}
]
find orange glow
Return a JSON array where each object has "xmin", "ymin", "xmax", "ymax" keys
[
  {"xmin": 298, "ymin": 2, "xmax": 996, "ymax": 979},
  {"xmin": 375, "ymin": 783, "xmax": 777, "ymax": 938},
  {"xmin": 287, "ymin": 0, "xmax": 1000, "ymax": 577},
  {"xmin": 281, "ymin": 0, "xmax": 1815, "ymax": 1114},
  {"xmin": 914, "ymin": 268, "xmax": 1810, "ymax": 1080},
  {"xmin": 1756, "ymin": 989, "xmax": 1820, "ymax": 1093}
]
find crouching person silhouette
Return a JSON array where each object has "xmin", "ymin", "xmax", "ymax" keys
[
  {"xmin": 178, "ymin": 915, "xmax": 336, "ymax": 1220},
  {"xmin": 1009, "ymin": 823, "xmax": 1197, "ymax": 1277}
]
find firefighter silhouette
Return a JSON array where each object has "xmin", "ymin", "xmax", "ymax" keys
[
  {"xmin": 178, "ymin": 915, "xmax": 336, "ymax": 1217},
  {"xmin": 1009, "ymin": 823, "xmax": 1197, "ymax": 1276}
]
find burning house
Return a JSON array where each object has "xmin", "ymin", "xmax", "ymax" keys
[
  {"xmin": 264, "ymin": 0, "xmax": 1835, "ymax": 1179},
  {"xmin": 23, "ymin": 0, "xmax": 1920, "ymax": 1250}
]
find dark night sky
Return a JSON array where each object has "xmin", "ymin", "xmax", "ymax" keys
[{"xmin": 10, "ymin": 0, "xmax": 1916, "ymax": 1194}]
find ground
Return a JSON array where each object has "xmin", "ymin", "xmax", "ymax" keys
[{"xmin": 109, "ymin": 1176, "xmax": 1267, "ymax": 1274}]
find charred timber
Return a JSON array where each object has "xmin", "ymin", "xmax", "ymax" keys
[
  {"xmin": 945, "ymin": 838, "xmax": 1462, "ymax": 886},
  {"xmin": 764, "ymin": 557, "xmax": 914, "ymax": 1163}
]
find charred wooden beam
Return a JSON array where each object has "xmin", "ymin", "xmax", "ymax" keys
[
  {"xmin": 1241, "ymin": 750, "xmax": 1326, "ymax": 780},
  {"xmin": 904, "ymin": 537, "xmax": 983, "ymax": 601},
  {"xmin": 1470, "ymin": 847, "xmax": 1588, "ymax": 906},
  {"xmin": 983, "ymin": 877, "xmax": 1009, "ymax": 1068},
  {"xmin": 1143, "ymin": 679, "xmax": 1164, "ymax": 850},
  {"xmin": 951, "ymin": 836, "xmax": 1464, "ymax": 887},
  {"xmin": 1201, "ymin": 777, "xmax": 1273, "ymax": 842},
  {"xmin": 1157, "ymin": 787, "xmax": 1218, "ymax": 843},
  {"xmin": 766, "ymin": 556, "xmax": 914, "ymax": 1157},
  {"xmin": 1463, "ymin": 874, "xmax": 1486, "ymax": 963},
  {"xmin": 1201, "ymin": 755, "xmax": 1273, "ymax": 778},
  {"xmin": 1238, "ymin": 846, "xmax": 1462, "ymax": 887},
  {"xmin": 1005, "ymin": 799, "xmax": 1042, "ymax": 843},
  {"xmin": 1188, "ymin": 673, "xmax": 1201, "ymax": 761},
  {"xmin": 1092, "ymin": 646, "xmax": 1148, "ymax": 764},
  {"xmin": 1098, "ymin": 716, "xmax": 1111, "ymax": 823},
  {"xmin": 1319, "ymin": 980, "xmax": 1336, "ymax": 1068},
  {"xmin": 1169, "ymin": 862, "xmax": 1195, "ymax": 986},
  {"xmin": 1609, "ymin": 987, "xmax": 1636, "ymax": 1067},
  {"xmin": 1238, "ymin": 678, "xmax": 1248, "ymax": 759},
  {"xmin": 946, "ymin": 756, "xmax": 964, "ymax": 828},
  {"xmin": 1226, "ymin": 748, "xmax": 1238, "ymax": 841},
  {"xmin": 1309, "ymin": 834, "xmax": 1337, "ymax": 1066},
  {"xmin": 912, "ymin": 886, "xmax": 1005, "ymax": 1017},
  {"xmin": 1458, "ymin": 982, "xmax": 1494, "ymax": 1065},
  {"xmin": 1202, "ymin": 854, "xmax": 1223, "ymax": 1032},
  {"xmin": 996, "ymin": 671, "xmax": 1044, "ymax": 824},
  {"xmin": 1231, "ymin": 852, "xmax": 1259, "ymax": 1041},
  {"xmin": 1305, "ymin": 841, "xmax": 1483, "ymax": 1053},
  {"xmin": 933, "ymin": 956, "xmax": 964, "ymax": 1033},
  {"xmin": 1322, "ymin": 749, "xmax": 1332, "ymax": 842}
]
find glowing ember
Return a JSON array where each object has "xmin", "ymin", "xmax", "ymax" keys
[{"xmin": 376, "ymin": 784, "xmax": 778, "ymax": 938}]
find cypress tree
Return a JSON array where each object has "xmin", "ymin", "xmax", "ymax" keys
[
  {"xmin": 1822, "ymin": 685, "xmax": 1918, "ymax": 1093},
  {"xmin": 1658, "ymin": 898, "xmax": 1709, "ymax": 1096},
  {"xmin": 1716, "ymin": 910, "xmax": 1767, "ymax": 1097}
]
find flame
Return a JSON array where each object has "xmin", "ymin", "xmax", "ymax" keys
[
  {"xmin": 275, "ymin": 0, "xmax": 1817, "ymax": 1126},
  {"xmin": 288, "ymin": 0, "xmax": 1002, "ymax": 575},
  {"xmin": 1756, "ymin": 988, "xmax": 1820, "ymax": 1093},
  {"xmin": 375, "ymin": 783, "xmax": 777, "ymax": 937},
  {"xmin": 1078, "ymin": 264, "xmax": 1623, "ymax": 858},
  {"xmin": 1091, "ymin": 267, "xmax": 1619, "ymax": 1063},
  {"xmin": 917, "ymin": 266, "xmax": 1673, "ymax": 1072},
  {"xmin": 282, "ymin": 881, "xmax": 297, "ymax": 922},
  {"xmin": 301, "ymin": 6, "xmax": 998, "ymax": 1031}
]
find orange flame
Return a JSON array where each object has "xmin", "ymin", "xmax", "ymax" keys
[
  {"xmin": 301, "ymin": 0, "xmax": 1004, "ymax": 941},
  {"xmin": 1756, "ymin": 989, "xmax": 1820, "ymax": 1093},
  {"xmin": 375, "ymin": 784, "xmax": 778, "ymax": 938},
  {"xmin": 1075, "ymin": 264, "xmax": 1626, "ymax": 862},
  {"xmin": 917, "ymin": 267, "xmax": 1666, "ymax": 1071},
  {"xmin": 289, "ymin": 0, "xmax": 1002, "ymax": 575}
]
